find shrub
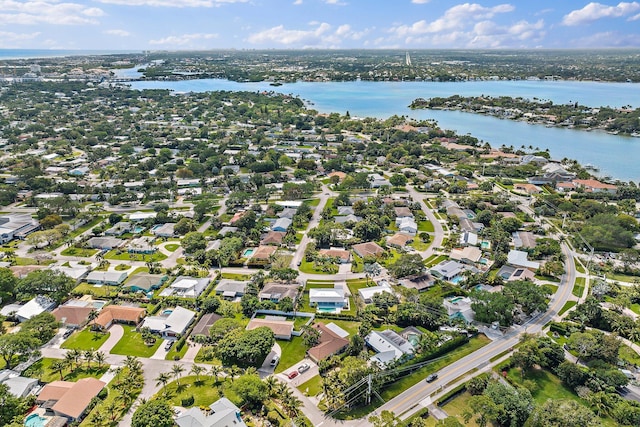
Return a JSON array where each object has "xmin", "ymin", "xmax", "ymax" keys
[{"xmin": 181, "ymin": 395, "xmax": 195, "ymax": 407}]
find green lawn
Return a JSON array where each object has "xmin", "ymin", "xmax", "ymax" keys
[
  {"xmin": 573, "ymin": 277, "xmax": 586, "ymax": 298},
  {"xmin": 298, "ymin": 375, "xmax": 323, "ymax": 397},
  {"xmin": 23, "ymin": 357, "xmax": 109, "ymax": 383},
  {"xmin": 72, "ymin": 283, "xmax": 119, "ymax": 298},
  {"xmin": 165, "ymin": 243, "xmax": 180, "ymax": 252},
  {"xmin": 557, "ymin": 301, "xmax": 577, "ymax": 316},
  {"xmin": 110, "ymin": 325, "xmax": 162, "ymax": 357},
  {"xmin": 424, "ymin": 255, "xmax": 447, "ymax": 267},
  {"xmin": 574, "ymin": 259, "xmax": 586, "ymax": 274},
  {"xmin": 506, "ymin": 366, "xmax": 581, "ymax": 404},
  {"xmin": 275, "ymin": 336, "xmax": 308, "ymax": 374},
  {"xmin": 606, "ymin": 272, "xmax": 640, "ymax": 283},
  {"xmin": 103, "ymin": 250, "xmax": 167, "ymax": 262},
  {"xmin": 299, "ymin": 258, "xmax": 337, "ymax": 275},
  {"xmin": 62, "ymin": 328, "xmax": 110, "ymax": 351},
  {"xmin": 80, "ymin": 367, "xmax": 142, "ymax": 427},
  {"xmin": 160, "ymin": 375, "xmax": 224, "ymax": 407},
  {"xmin": 541, "ymin": 284, "xmax": 558, "ymax": 295},
  {"xmin": 323, "ymin": 319, "xmax": 360, "ymax": 336},
  {"xmin": 221, "ymin": 272, "xmax": 253, "ymax": 281},
  {"xmin": 442, "ymin": 391, "xmax": 480, "ymax": 427},
  {"xmin": 619, "ymin": 344, "xmax": 640, "ymax": 366},
  {"xmin": 166, "ymin": 342, "xmax": 190, "ymax": 361},
  {"xmin": 418, "ymin": 220, "xmax": 435, "ymax": 232},
  {"xmin": 60, "ymin": 247, "xmax": 99, "ymax": 257}
]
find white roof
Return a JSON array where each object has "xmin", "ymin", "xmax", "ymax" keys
[
  {"xmin": 16, "ymin": 296, "xmax": 55, "ymax": 321},
  {"xmin": 358, "ymin": 284, "xmax": 392, "ymax": 301},
  {"xmin": 507, "ymin": 250, "xmax": 540, "ymax": 270},
  {"xmin": 366, "ymin": 330, "xmax": 414, "ymax": 364},
  {"xmin": 309, "ymin": 287, "xmax": 345, "ymax": 303},
  {"xmin": 172, "ymin": 278, "xmax": 199, "ymax": 289},
  {"xmin": 325, "ymin": 322, "xmax": 350, "ymax": 338},
  {"xmin": 128, "ymin": 211, "xmax": 157, "ymax": 221},
  {"xmin": 4, "ymin": 376, "xmax": 38, "ymax": 397}
]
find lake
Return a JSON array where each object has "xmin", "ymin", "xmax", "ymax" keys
[{"xmin": 123, "ymin": 74, "xmax": 640, "ymax": 182}]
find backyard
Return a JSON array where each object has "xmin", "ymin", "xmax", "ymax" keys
[{"xmin": 23, "ymin": 357, "xmax": 109, "ymax": 384}]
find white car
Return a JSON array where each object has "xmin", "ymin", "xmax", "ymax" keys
[{"xmin": 298, "ymin": 363, "xmax": 310, "ymax": 373}]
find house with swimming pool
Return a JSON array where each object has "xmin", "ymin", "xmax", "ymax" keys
[
  {"xmin": 140, "ymin": 306, "xmax": 195, "ymax": 338},
  {"xmin": 309, "ymin": 284, "xmax": 348, "ymax": 313},
  {"xmin": 160, "ymin": 276, "xmax": 210, "ymax": 298}
]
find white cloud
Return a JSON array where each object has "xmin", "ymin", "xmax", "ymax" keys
[
  {"xmin": 293, "ymin": 0, "xmax": 303, "ymax": 4},
  {"xmin": 411, "ymin": 0, "xmax": 430, "ymax": 3},
  {"xmin": 0, "ymin": 1, "xmax": 104, "ymax": 25},
  {"xmin": 324, "ymin": 0, "xmax": 347, "ymax": 5},
  {"xmin": 247, "ymin": 22, "xmax": 369, "ymax": 47},
  {"xmin": 0, "ymin": 30, "xmax": 40, "ymax": 48},
  {"xmin": 562, "ymin": 2, "xmax": 640, "ymax": 26},
  {"xmin": 390, "ymin": 3, "xmax": 515, "ymax": 37},
  {"xmin": 104, "ymin": 29, "xmax": 131, "ymax": 37},
  {"xmin": 149, "ymin": 33, "xmax": 218, "ymax": 46},
  {"xmin": 95, "ymin": 0, "xmax": 247, "ymax": 6},
  {"xmin": 569, "ymin": 30, "xmax": 640, "ymax": 47}
]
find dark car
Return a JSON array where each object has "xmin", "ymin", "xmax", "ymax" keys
[
  {"xmin": 164, "ymin": 341, "xmax": 174, "ymax": 351},
  {"xmin": 426, "ymin": 373, "xmax": 438, "ymax": 382},
  {"xmin": 63, "ymin": 328, "xmax": 75, "ymax": 339}
]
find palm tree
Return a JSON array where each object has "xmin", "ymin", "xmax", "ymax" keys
[
  {"xmin": 91, "ymin": 408, "xmax": 106, "ymax": 426},
  {"xmin": 51, "ymin": 360, "xmax": 67, "ymax": 381},
  {"xmin": 155, "ymin": 372, "xmax": 171, "ymax": 396},
  {"xmin": 209, "ymin": 365, "xmax": 222, "ymax": 385},
  {"xmin": 244, "ymin": 366, "xmax": 258, "ymax": 376},
  {"xmin": 68, "ymin": 348, "xmax": 82, "ymax": 370},
  {"xmin": 171, "ymin": 363, "xmax": 185, "ymax": 386},
  {"xmin": 265, "ymin": 375, "xmax": 280, "ymax": 397},
  {"xmin": 110, "ymin": 366, "xmax": 123, "ymax": 380},
  {"xmin": 94, "ymin": 351, "xmax": 106, "ymax": 369},
  {"xmin": 105, "ymin": 401, "xmax": 118, "ymax": 421},
  {"xmin": 124, "ymin": 356, "xmax": 143, "ymax": 376},
  {"xmin": 190, "ymin": 364, "xmax": 205, "ymax": 383},
  {"xmin": 282, "ymin": 392, "xmax": 303, "ymax": 417},
  {"xmin": 87, "ymin": 310, "xmax": 99, "ymax": 329},
  {"xmin": 227, "ymin": 365, "xmax": 242, "ymax": 382},
  {"xmin": 64, "ymin": 351, "xmax": 77, "ymax": 371},
  {"xmin": 84, "ymin": 350, "xmax": 95, "ymax": 369}
]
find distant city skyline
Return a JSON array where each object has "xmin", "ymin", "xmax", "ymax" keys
[{"xmin": 1, "ymin": 1, "xmax": 640, "ymax": 50}]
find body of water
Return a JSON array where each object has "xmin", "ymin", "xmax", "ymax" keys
[
  {"xmin": 125, "ymin": 74, "xmax": 640, "ymax": 181},
  {"xmin": 0, "ymin": 49, "xmax": 138, "ymax": 60}
]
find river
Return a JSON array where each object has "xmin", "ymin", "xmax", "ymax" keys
[{"xmin": 118, "ymin": 69, "xmax": 640, "ymax": 182}]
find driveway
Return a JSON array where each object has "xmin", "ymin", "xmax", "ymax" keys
[
  {"xmin": 258, "ymin": 341, "xmax": 282, "ymax": 378},
  {"xmin": 282, "ymin": 358, "xmax": 318, "ymax": 388},
  {"xmin": 99, "ymin": 324, "xmax": 124, "ymax": 353}
]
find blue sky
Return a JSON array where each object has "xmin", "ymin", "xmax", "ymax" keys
[{"xmin": 1, "ymin": 0, "xmax": 640, "ymax": 50}]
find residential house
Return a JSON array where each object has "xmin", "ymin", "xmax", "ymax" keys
[
  {"xmin": 151, "ymin": 223, "xmax": 175, "ymax": 238},
  {"xmin": 307, "ymin": 322, "xmax": 350, "ymax": 362},
  {"xmin": 160, "ymin": 276, "xmax": 210, "ymax": 298},
  {"xmin": 246, "ymin": 317, "xmax": 294, "ymax": 340},
  {"xmin": 175, "ymin": 397, "xmax": 247, "ymax": 427},
  {"xmin": 127, "ymin": 237, "xmax": 156, "ymax": 254},
  {"xmin": 443, "ymin": 296, "xmax": 475, "ymax": 323},
  {"xmin": 123, "ymin": 273, "xmax": 168, "ymax": 293},
  {"xmin": 258, "ymin": 283, "xmax": 299, "ymax": 303},
  {"xmin": 512, "ymin": 231, "xmax": 537, "ymax": 249},
  {"xmin": 50, "ymin": 263, "xmax": 91, "ymax": 282},
  {"xmin": 128, "ymin": 211, "xmax": 157, "ymax": 222},
  {"xmin": 261, "ymin": 231, "xmax": 286, "ymax": 246},
  {"xmin": 0, "ymin": 214, "xmax": 40, "ymax": 244},
  {"xmin": 336, "ymin": 206, "xmax": 354, "ymax": 216},
  {"xmin": 104, "ymin": 222, "xmax": 132, "ymax": 236},
  {"xmin": 459, "ymin": 231, "xmax": 479, "ymax": 246},
  {"xmin": 52, "ymin": 304, "xmax": 96, "ymax": 328},
  {"xmin": 86, "ymin": 237, "xmax": 124, "ymax": 250},
  {"xmin": 430, "ymin": 260, "xmax": 465, "ymax": 281},
  {"xmin": 507, "ymin": 250, "xmax": 540, "ymax": 271},
  {"xmin": 394, "ymin": 207, "xmax": 414, "ymax": 219},
  {"xmin": 272, "ymin": 217, "xmax": 292, "ymax": 232},
  {"xmin": 141, "ymin": 306, "xmax": 196, "ymax": 338},
  {"xmin": 369, "ymin": 173, "xmax": 391, "ymax": 188},
  {"xmin": 514, "ymin": 183, "xmax": 542, "ymax": 194},
  {"xmin": 449, "ymin": 246, "xmax": 482, "ymax": 264},
  {"xmin": 366, "ymin": 329, "xmax": 415, "ymax": 367},
  {"xmin": 358, "ymin": 280, "xmax": 393, "ymax": 303},
  {"xmin": 387, "ymin": 233, "xmax": 414, "ymax": 248},
  {"xmin": 573, "ymin": 179, "xmax": 618, "ymax": 194},
  {"xmin": 94, "ymin": 305, "xmax": 146, "ymax": 330},
  {"xmin": 334, "ymin": 214, "xmax": 362, "ymax": 224},
  {"xmin": 249, "ymin": 245, "xmax": 277, "ymax": 263},
  {"xmin": 218, "ymin": 226, "xmax": 238, "ymax": 236},
  {"xmin": 318, "ymin": 248, "xmax": 351, "ymax": 263},
  {"xmin": 0, "ymin": 370, "xmax": 39, "ymax": 397},
  {"xmin": 352, "ymin": 241, "xmax": 385, "ymax": 258},
  {"xmin": 396, "ymin": 217, "xmax": 418, "ymax": 235},
  {"xmin": 278, "ymin": 208, "xmax": 297, "ymax": 219},
  {"xmin": 309, "ymin": 284, "xmax": 348, "ymax": 313},
  {"xmin": 10, "ymin": 296, "xmax": 56, "ymax": 323},
  {"xmin": 497, "ymin": 265, "xmax": 536, "ymax": 282},
  {"xmin": 36, "ymin": 378, "xmax": 106, "ymax": 422},
  {"xmin": 398, "ymin": 273, "xmax": 435, "ymax": 291},
  {"xmin": 191, "ymin": 312, "xmax": 222, "ymax": 337},
  {"xmin": 86, "ymin": 271, "xmax": 128, "ymax": 286},
  {"xmin": 214, "ymin": 280, "xmax": 248, "ymax": 301}
]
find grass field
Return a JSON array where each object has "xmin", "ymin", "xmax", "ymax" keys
[
  {"xmin": 442, "ymin": 391, "xmax": 480, "ymax": 427},
  {"xmin": 62, "ymin": 328, "xmax": 110, "ymax": 351},
  {"xmin": 164, "ymin": 243, "xmax": 180, "ymax": 252},
  {"xmin": 110, "ymin": 325, "xmax": 161, "ymax": 357},
  {"xmin": 60, "ymin": 247, "xmax": 98, "ymax": 257},
  {"xmin": 298, "ymin": 375, "xmax": 323, "ymax": 397},
  {"xmin": 72, "ymin": 283, "xmax": 120, "ymax": 298},
  {"xmin": 573, "ymin": 277, "xmax": 586, "ymax": 298},
  {"xmin": 557, "ymin": 301, "xmax": 577, "ymax": 316},
  {"xmin": 104, "ymin": 250, "xmax": 167, "ymax": 262},
  {"xmin": 418, "ymin": 220, "xmax": 435, "ymax": 232},
  {"xmin": 165, "ymin": 342, "xmax": 189, "ymax": 360},
  {"xmin": 274, "ymin": 336, "xmax": 308, "ymax": 374},
  {"xmin": 23, "ymin": 357, "xmax": 109, "ymax": 383}
]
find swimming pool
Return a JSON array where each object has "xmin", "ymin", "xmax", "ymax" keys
[
  {"xmin": 449, "ymin": 296, "xmax": 464, "ymax": 303},
  {"xmin": 480, "ymin": 241, "xmax": 490, "ymax": 249},
  {"xmin": 133, "ymin": 226, "xmax": 145, "ymax": 233},
  {"xmin": 242, "ymin": 248, "xmax": 254, "ymax": 257},
  {"xmin": 92, "ymin": 301, "xmax": 106, "ymax": 309},
  {"xmin": 450, "ymin": 276, "xmax": 463, "ymax": 285},
  {"xmin": 24, "ymin": 414, "xmax": 47, "ymax": 427},
  {"xmin": 162, "ymin": 309, "xmax": 173, "ymax": 316}
]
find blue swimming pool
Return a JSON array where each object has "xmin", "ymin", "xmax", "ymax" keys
[
  {"xmin": 24, "ymin": 413, "xmax": 47, "ymax": 427},
  {"xmin": 450, "ymin": 276, "xmax": 463, "ymax": 284},
  {"xmin": 243, "ymin": 248, "xmax": 254, "ymax": 257},
  {"xmin": 162, "ymin": 309, "xmax": 173, "ymax": 316}
]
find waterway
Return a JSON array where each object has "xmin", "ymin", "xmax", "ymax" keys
[{"xmin": 120, "ymin": 71, "xmax": 640, "ymax": 182}]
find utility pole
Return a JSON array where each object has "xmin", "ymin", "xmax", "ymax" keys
[{"xmin": 366, "ymin": 374, "xmax": 372, "ymax": 405}]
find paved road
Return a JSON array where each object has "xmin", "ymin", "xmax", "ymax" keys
[{"xmin": 406, "ymin": 184, "xmax": 446, "ymax": 257}]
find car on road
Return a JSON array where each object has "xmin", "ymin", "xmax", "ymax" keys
[
  {"xmin": 298, "ymin": 363, "xmax": 310, "ymax": 373},
  {"xmin": 270, "ymin": 356, "xmax": 280, "ymax": 367},
  {"xmin": 426, "ymin": 373, "xmax": 438, "ymax": 382},
  {"xmin": 287, "ymin": 370, "xmax": 299, "ymax": 379}
]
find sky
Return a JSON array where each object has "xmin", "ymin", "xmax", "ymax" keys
[{"xmin": 1, "ymin": 0, "xmax": 640, "ymax": 50}]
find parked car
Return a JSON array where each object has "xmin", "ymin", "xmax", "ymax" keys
[
  {"xmin": 164, "ymin": 341, "xmax": 174, "ymax": 351},
  {"xmin": 63, "ymin": 328, "xmax": 75, "ymax": 339},
  {"xmin": 426, "ymin": 373, "xmax": 438, "ymax": 382},
  {"xmin": 270, "ymin": 356, "xmax": 280, "ymax": 367},
  {"xmin": 287, "ymin": 370, "xmax": 299, "ymax": 379},
  {"xmin": 298, "ymin": 363, "xmax": 310, "ymax": 373}
]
